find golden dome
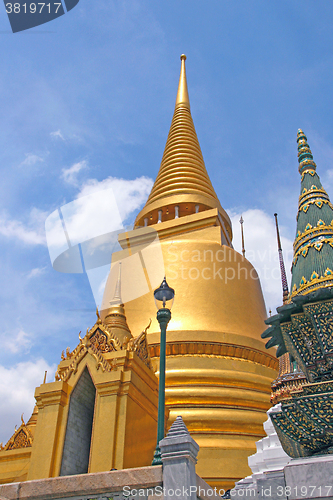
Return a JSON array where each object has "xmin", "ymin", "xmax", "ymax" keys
[{"xmin": 101, "ymin": 225, "xmax": 276, "ymax": 489}]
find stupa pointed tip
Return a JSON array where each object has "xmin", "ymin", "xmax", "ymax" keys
[
  {"xmin": 133, "ymin": 54, "xmax": 231, "ymax": 239},
  {"xmin": 297, "ymin": 129, "xmax": 316, "ymax": 175},
  {"xmin": 175, "ymin": 53, "xmax": 190, "ymax": 109},
  {"xmin": 109, "ymin": 262, "xmax": 122, "ymax": 306},
  {"xmin": 297, "ymin": 129, "xmax": 307, "ymax": 142}
]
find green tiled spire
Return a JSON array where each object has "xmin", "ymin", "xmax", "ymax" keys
[{"xmin": 290, "ymin": 129, "xmax": 333, "ymax": 298}]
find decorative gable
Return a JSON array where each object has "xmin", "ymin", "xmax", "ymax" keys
[
  {"xmin": 3, "ymin": 416, "xmax": 33, "ymax": 451},
  {"xmin": 126, "ymin": 319, "xmax": 152, "ymax": 369},
  {"xmin": 89, "ymin": 328, "xmax": 116, "ymax": 352},
  {"xmin": 55, "ymin": 317, "xmax": 153, "ymax": 382}
]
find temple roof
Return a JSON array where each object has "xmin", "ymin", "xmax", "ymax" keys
[
  {"xmin": 134, "ymin": 55, "xmax": 231, "ymax": 239},
  {"xmin": 290, "ymin": 129, "xmax": 333, "ymax": 298}
]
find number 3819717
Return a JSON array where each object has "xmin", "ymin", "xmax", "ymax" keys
[{"xmin": 5, "ymin": 3, "xmax": 62, "ymax": 14}]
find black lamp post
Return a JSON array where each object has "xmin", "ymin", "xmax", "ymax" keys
[{"xmin": 151, "ymin": 277, "xmax": 175, "ymax": 466}]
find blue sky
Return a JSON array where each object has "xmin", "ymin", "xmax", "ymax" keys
[{"xmin": 1, "ymin": 0, "xmax": 333, "ymax": 442}]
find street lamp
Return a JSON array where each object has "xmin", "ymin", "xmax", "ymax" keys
[{"xmin": 152, "ymin": 277, "xmax": 175, "ymax": 466}]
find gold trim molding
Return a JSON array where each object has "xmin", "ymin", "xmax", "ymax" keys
[
  {"xmin": 149, "ymin": 341, "xmax": 278, "ymax": 370},
  {"xmin": 293, "ymin": 220, "xmax": 333, "ymax": 253},
  {"xmin": 290, "ymin": 270, "xmax": 333, "ymax": 298},
  {"xmin": 300, "ymin": 169, "xmax": 316, "ymax": 181}
]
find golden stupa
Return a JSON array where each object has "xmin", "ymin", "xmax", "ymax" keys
[
  {"xmin": 101, "ymin": 55, "xmax": 278, "ymax": 489},
  {"xmin": 0, "ymin": 56, "xmax": 278, "ymax": 490}
]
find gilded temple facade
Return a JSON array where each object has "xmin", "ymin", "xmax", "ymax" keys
[
  {"xmin": 0, "ymin": 307, "xmax": 159, "ymax": 483},
  {"xmin": 0, "ymin": 56, "xmax": 278, "ymax": 489}
]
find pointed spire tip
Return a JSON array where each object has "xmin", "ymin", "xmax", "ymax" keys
[
  {"xmin": 297, "ymin": 129, "xmax": 316, "ymax": 175},
  {"xmin": 109, "ymin": 262, "xmax": 122, "ymax": 306},
  {"xmin": 176, "ymin": 53, "xmax": 190, "ymax": 109}
]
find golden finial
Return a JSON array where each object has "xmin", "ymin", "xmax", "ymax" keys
[
  {"xmin": 122, "ymin": 335, "xmax": 130, "ymax": 349},
  {"xmin": 104, "ymin": 261, "xmax": 132, "ymax": 344},
  {"xmin": 239, "ymin": 215, "xmax": 245, "ymax": 257},
  {"xmin": 175, "ymin": 54, "xmax": 190, "ymax": 109},
  {"xmin": 21, "ymin": 414, "xmax": 25, "ymax": 426},
  {"xmin": 96, "ymin": 306, "xmax": 102, "ymax": 324},
  {"xmin": 109, "ymin": 262, "xmax": 122, "ymax": 306},
  {"xmin": 43, "ymin": 371, "xmax": 47, "ymax": 384},
  {"xmin": 143, "ymin": 318, "xmax": 152, "ymax": 334}
]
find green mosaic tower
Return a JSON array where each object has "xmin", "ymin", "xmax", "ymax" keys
[
  {"xmin": 262, "ymin": 130, "xmax": 333, "ymax": 458},
  {"xmin": 290, "ymin": 129, "xmax": 333, "ymax": 298}
]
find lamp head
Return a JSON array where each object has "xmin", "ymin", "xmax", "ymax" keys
[{"xmin": 154, "ymin": 277, "xmax": 175, "ymax": 311}]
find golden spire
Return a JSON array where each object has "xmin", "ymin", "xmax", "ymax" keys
[
  {"xmin": 240, "ymin": 215, "xmax": 245, "ymax": 257},
  {"xmin": 109, "ymin": 262, "xmax": 122, "ymax": 306},
  {"xmin": 134, "ymin": 55, "xmax": 231, "ymax": 240},
  {"xmin": 175, "ymin": 55, "xmax": 190, "ymax": 109},
  {"xmin": 103, "ymin": 262, "xmax": 132, "ymax": 346}
]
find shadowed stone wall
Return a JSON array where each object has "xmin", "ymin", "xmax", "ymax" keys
[{"xmin": 60, "ymin": 368, "xmax": 96, "ymax": 476}]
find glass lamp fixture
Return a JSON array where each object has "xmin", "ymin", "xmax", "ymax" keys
[{"xmin": 154, "ymin": 277, "xmax": 175, "ymax": 311}]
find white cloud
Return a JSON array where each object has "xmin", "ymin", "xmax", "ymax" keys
[
  {"xmin": 19, "ymin": 153, "xmax": 44, "ymax": 168},
  {"xmin": 228, "ymin": 208, "xmax": 294, "ymax": 313},
  {"xmin": 3, "ymin": 329, "xmax": 32, "ymax": 354},
  {"xmin": 27, "ymin": 267, "xmax": 47, "ymax": 279},
  {"xmin": 47, "ymin": 176, "xmax": 153, "ymax": 254},
  {"xmin": 0, "ymin": 208, "xmax": 47, "ymax": 246},
  {"xmin": 0, "ymin": 174, "xmax": 153, "ymax": 255},
  {"xmin": 50, "ymin": 130, "xmax": 65, "ymax": 141},
  {"xmin": 45, "ymin": 176, "xmax": 153, "ymax": 305},
  {"xmin": 0, "ymin": 359, "xmax": 56, "ymax": 445},
  {"xmin": 78, "ymin": 176, "xmax": 153, "ymax": 223},
  {"xmin": 61, "ymin": 160, "xmax": 88, "ymax": 186}
]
